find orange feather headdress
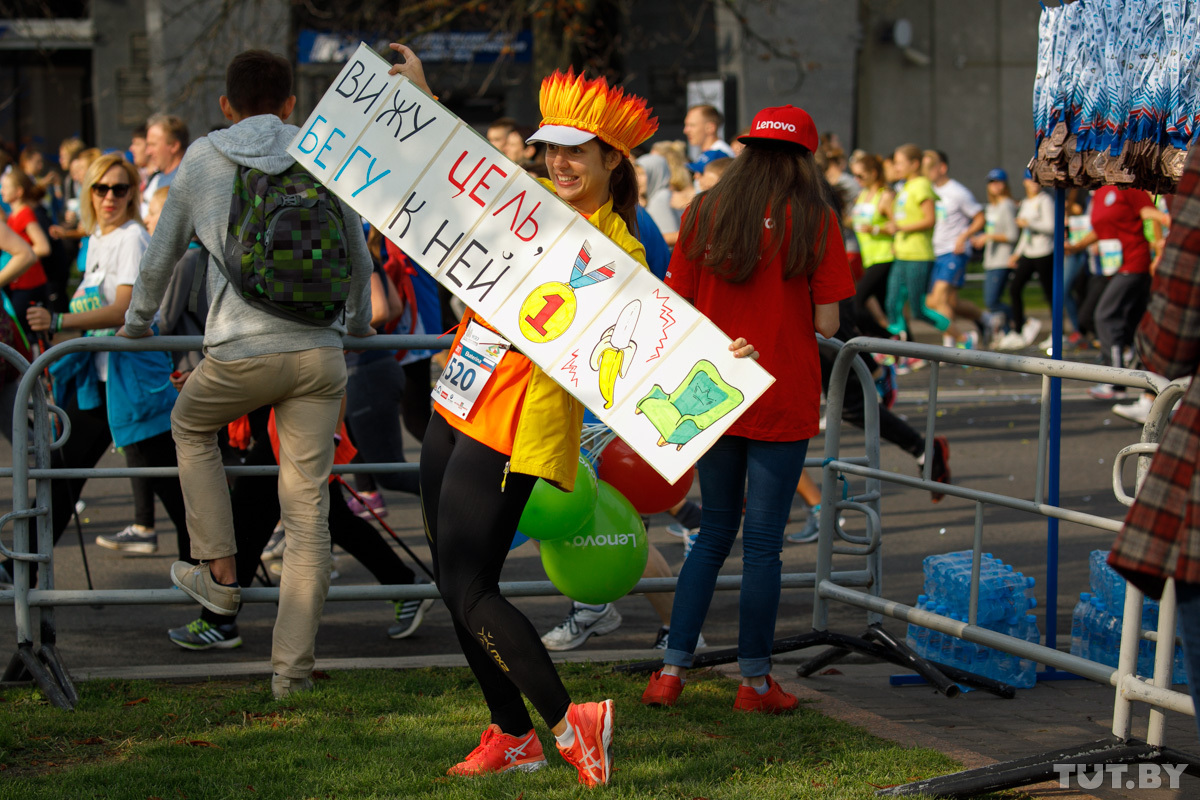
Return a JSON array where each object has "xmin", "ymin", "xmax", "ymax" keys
[{"xmin": 535, "ymin": 69, "xmax": 658, "ymax": 157}]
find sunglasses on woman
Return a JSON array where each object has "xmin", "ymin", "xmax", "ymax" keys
[{"xmin": 91, "ymin": 183, "xmax": 132, "ymax": 199}]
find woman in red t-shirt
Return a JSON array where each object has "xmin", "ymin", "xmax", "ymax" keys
[
  {"xmin": 0, "ymin": 169, "xmax": 52, "ymax": 334},
  {"xmin": 641, "ymin": 106, "xmax": 854, "ymax": 713}
]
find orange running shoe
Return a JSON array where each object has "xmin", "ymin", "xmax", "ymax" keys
[
  {"xmin": 732, "ymin": 675, "xmax": 799, "ymax": 714},
  {"xmin": 556, "ymin": 699, "xmax": 614, "ymax": 787},
  {"xmin": 640, "ymin": 669, "xmax": 684, "ymax": 707},
  {"xmin": 447, "ymin": 724, "xmax": 547, "ymax": 776}
]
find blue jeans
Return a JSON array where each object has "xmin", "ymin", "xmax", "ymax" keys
[
  {"xmin": 983, "ymin": 268, "xmax": 1012, "ymax": 331},
  {"xmin": 1174, "ymin": 582, "xmax": 1200, "ymax": 743},
  {"xmin": 664, "ymin": 435, "xmax": 809, "ymax": 677}
]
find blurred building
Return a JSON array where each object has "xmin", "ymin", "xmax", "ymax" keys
[{"xmin": 0, "ymin": 1, "xmax": 1038, "ymax": 196}]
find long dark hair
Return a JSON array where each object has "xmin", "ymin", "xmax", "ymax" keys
[
  {"xmin": 680, "ymin": 142, "xmax": 830, "ymax": 283},
  {"xmin": 598, "ymin": 140, "xmax": 639, "ymax": 238}
]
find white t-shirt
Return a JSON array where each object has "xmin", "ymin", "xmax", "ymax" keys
[
  {"xmin": 932, "ymin": 179, "xmax": 983, "ymax": 256},
  {"xmin": 73, "ymin": 220, "xmax": 150, "ymax": 380}
]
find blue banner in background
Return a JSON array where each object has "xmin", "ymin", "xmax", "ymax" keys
[{"xmin": 298, "ymin": 29, "xmax": 533, "ymax": 65}]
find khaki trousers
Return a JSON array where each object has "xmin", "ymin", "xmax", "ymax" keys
[{"xmin": 170, "ymin": 347, "xmax": 346, "ymax": 679}]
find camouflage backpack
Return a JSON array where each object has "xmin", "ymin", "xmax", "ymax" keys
[{"xmin": 219, "ymin": 164, "xmax": 350, "ymax": 326}]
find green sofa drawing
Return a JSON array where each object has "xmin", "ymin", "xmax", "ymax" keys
[{"xmin": 635, "ymin": 360, "xmax": 744, "ymax": 449}]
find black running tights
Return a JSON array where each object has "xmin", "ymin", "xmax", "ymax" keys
[{"xmin": 420, "ymin": 411, "xmax": 571, "ymax": 735}]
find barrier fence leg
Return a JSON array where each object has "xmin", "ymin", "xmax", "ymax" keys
[
  {"xmin": 875, "ymin": 737, "xmax": 1200, "ymax": 798},
  {"xmin": 31, "ymin": 381, "xmax": 76, "ymax": 707}
]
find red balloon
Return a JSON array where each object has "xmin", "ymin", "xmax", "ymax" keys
[{"xmin": 597, "ymin": 437, "xmax": 695, "ymax": 515}]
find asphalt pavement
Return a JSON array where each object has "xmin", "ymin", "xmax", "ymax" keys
[{"xmin": 2, "ymin": 317, "xmax": 1198, "ymax": 799}]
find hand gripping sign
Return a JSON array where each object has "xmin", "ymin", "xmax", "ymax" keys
[{"xmin": 289, "ymin": 43, "xmax": 774, "ymax": 483}]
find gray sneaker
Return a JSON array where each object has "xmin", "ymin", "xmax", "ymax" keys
[
  {"xmin": 388, "ymin": 577, "xmax": 435, "ymax": 639},
  {"xmin": 170, "ymin": 561, "xmax": 240, "ymax": 616},
  {"xmin": 272, "ymin": 672, "xmax": 314, "ymax": 700},
  {"xmin": 168, "ymin": 618, "xmax": 243, "ymax": 650},
  {"xmin": 541, "ymin": 603, "xmax": 622, "ymax": 651},
  {"xmin": 96, "ymin": 525, "xmax": 158, "ymax": 554},
  {"xmin": 261, "ymin": 525, "xmax": 286, "ymax": 561}
]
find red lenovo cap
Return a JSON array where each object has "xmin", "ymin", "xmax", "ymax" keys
[{"xmin": 737, "ymin": 105, "xmax": 818, "ymax": 152}]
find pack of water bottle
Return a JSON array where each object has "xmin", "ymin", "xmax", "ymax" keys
[
  {"xmin": 1070, "ymin": 551, "xmax": 1187, "ymax": 684},
  {"xmin": 905, "ymin": 551, "xmax": 1040, "ymax": 689}
]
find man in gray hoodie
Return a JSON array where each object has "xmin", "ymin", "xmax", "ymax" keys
[{"xmin": 120, "ymin": 50, "xmax": 374, "ymax": 698}]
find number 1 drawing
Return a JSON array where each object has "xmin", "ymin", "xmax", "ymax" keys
[{"xmin": 517, "ymin": 239, "xmax": 615, "ymax": 344}]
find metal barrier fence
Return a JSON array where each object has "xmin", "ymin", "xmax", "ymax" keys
[
  {"xmin": 0, "ymin": 334, "xmax": 884, "ymax": 710},
  {"xmin": 816, "ymin": 337, "xmax": 1199, "ymax": 796},
  {"xmin": 6, "ymin": 330, "xmax": 1196, "ymax": 795}
]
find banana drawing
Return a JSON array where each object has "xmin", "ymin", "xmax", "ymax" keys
[{"xmin": 590, "ymin": 300, "xmax": 640, "ymax": 409}]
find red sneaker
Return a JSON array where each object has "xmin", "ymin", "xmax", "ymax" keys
[
  {"xmin": 447, "ymin": 724, "xmax": 547, "ymax": 776},
  {"xmin": 641, "ymin": 669, "xmax": 684, "ymax": 707},
  {"xmin": 733, "ymin": 675, "xmax": 799, "ymax": 714},
  {"xmin": 556, "ymin": 700, "xmax": 614, "ymax": 786}
]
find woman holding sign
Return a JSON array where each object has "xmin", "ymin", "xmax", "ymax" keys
[
  {"xmin": 388, "ymin": 44, "xmax": 757, "ymax": 786},
  {"xmin": 640, "ymin": 105, "xmax": 854, "ymax": 713}
]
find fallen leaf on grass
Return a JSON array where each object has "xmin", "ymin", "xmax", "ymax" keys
[
  {"xmin": 326, "ymin": 753, "xmax": 339, "ymax": 761},
  {"xmin": 72, "ymin": 737, "xmax": 105, "ymax": 745},
  {"xmin": 867, "ymin": 783, "xmax": 901, "ymax": 789},
  {"xmin": 701, "ymin": 732, "xmax": 730, "ymax": 739},
  {"xmin": 819, "ymin": 668, "xmax": 843, "ymax": 675},
  {"xmin": 123, "ymin": 697, "xmax": 149, "ymax": 706},
  {"xmin": 176, "ymin": 739, "xmax": 218, "ymax": 748},
  {"xmin": 312, "ymin": 670, "xmax": 331, "ymax": 681}
]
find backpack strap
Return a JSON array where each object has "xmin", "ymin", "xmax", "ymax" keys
[{"xmin": 187, "ymin": 252, "xmax": 207, "ymax": 315}]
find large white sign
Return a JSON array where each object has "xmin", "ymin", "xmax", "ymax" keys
[{"xmin": 290, "ymin": 43, "xmax": 774, "ymax": 483}]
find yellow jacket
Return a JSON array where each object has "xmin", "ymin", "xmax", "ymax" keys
[{"xmin": 508, "ymin": 190, "xmax": 647, "ymax": 492}]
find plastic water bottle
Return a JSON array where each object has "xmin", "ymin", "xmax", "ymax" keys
[
  {"xmin": 952, "ymin": 621, "xmax": 974, "ymax": 671},
  {"xmin": 927, "ymin": 605, "xmax": 947, "ymax": 661},
  {"xmin": 973, "ymin": 642, "xmax": 993, "ymax": 680},
  {"xmin": 1174, "ymin": 643, "xmax": 1188, "ymax": 685},
  {"xmin": 940, "ymin": 613, "xmax": 958, "ymax": 665},
  {"xmin": 1095, "ymin": 599, "xmax": 1111, "ymax": 665},
  {"xmin": 908, "ymin": 594, "xmax": 929, "ymax": 650},
  {"xmin": 1071, "ymin": 592, "xmax": 1091, "ymax": 657},
  {"xmin": 1013, "ymin": 614, "xmax": 1040, "ymax": 688},
  {"xmin": 1103, "ymin": 604, "xmax": 1122, "ymax": 667}
]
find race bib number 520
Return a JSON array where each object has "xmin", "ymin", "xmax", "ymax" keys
[{"xmin": 433, "ymin": 320, "xmax": 511, "ymax": 420}]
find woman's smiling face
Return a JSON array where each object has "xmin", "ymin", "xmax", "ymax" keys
[{"xmin": 545, "ymin": 140, "xmax": 619, "ymax": 216}]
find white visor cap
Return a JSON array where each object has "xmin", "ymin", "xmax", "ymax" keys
[{"xmin": 525, "ymin": 124, "xmax": 597, "ymax": 148}]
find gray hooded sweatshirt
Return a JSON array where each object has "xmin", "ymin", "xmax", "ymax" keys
[
  {"xmin": 125, "ymin": 114, "xmax": 373, "ymax": 361},
  {"xmin": 636, "ymin": 153, "xmax": 680, "ymax": 236}
]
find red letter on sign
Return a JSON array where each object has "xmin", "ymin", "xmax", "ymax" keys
[
  {"xmin": 448, "ymin": 151, "xmax": 484, "ymax": 199},
  {"xmin": 468, "ymin": 164, "xmax": 508, "ymax": 208}
]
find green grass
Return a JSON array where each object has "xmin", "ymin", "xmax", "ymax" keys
[{"xmin": 0, "ymin": 664, "xmax": 968, "ymax": 799}]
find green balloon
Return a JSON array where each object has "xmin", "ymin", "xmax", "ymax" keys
[
  {"xmin": 540, "ymin": 481, "xmax": 648, "ymax": 605},
  {"xmin": 518, "ymin": 456, "xmax": 598, "ymax": 542}
]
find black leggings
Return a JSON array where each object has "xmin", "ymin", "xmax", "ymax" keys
[
  {"xmin": 200, "ymin": 429, "xmax": 417, "ymax": 626},
  {"xmin": 48, "ymin": 390, "xmax": 190, "ymax": 555},
  {"xmin": 819, "ymin": 350, "xmax": 925, "ymax": 458},
  {"xmin": 1009, "ymin": 254, "xmax": 1054, "ymax": 330},
  {"xmin": 854, "ymin": 262, "xmax": 893, "ymax": 339},
  {"xmin": 420, "ymin": 411, "xmax": 569, "ymax": 735}
]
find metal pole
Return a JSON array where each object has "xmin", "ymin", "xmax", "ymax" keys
[{"xmin": 1045, "ymin": 187, "xmax": 1066, "ymax": 655}]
